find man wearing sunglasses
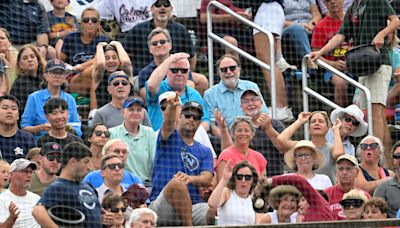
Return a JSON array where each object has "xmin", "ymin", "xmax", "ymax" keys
[
  {"xmin": 96, "ymin": 153, "xmax": 125, "ymax": 203},
  {"xmin": 374, "ymin": 140, "xmax": 400, "ymax": 218},
  {"xmin": 149, "ymin": 96, "xmax": 214, "ymax": 226},
  {"xmin": 146, "ymin": 52, "xmax": 210, "ymax": 131},
  {"xmin": 30, "ymin": 142, "xmax": 63, "ymax": 196}
]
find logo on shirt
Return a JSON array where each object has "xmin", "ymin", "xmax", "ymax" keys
[
  {"xmin": 14, "ymin": 147, "xmax": 24, "ymax": 156},
  {"xmin": 76, "ymin": 0, "xmax": 95, "ymax": 6},
  {"xmin": 180, "ymin": 147, "xmax": 199, "ymax": 171},
  {"xmin": 78, "ymin": 189, "xmax": 97, "ymax": 210},
  {"xmin": 119, "ymin": 5, "xmax": 150, "ymax": 24},
  {"xmin": 72, "ymin": 52, "xmax": 94, "ymax": 64}
]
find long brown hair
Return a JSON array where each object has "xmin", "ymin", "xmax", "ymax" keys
[{"xmin": 16, "ymin": 44, "xmax": 45, "ymax": 78}]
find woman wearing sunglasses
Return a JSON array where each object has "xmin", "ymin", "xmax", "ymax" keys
[
  {"xmin": 101, "ymin": 193, "xmax": 126, "ymax": 228},
  {"xmin": 208, "ymin": 160, "xmax": 259, "ymax": 225},
  {"xmin": 57, "ymin": 7, "xmax": 110, "ymax": 97},
  {"xmin": 216, "ymin": 116, "xmax": 267, "ymax": 182},
  {"xmin": 355, "ymin": 135, "xmax": 394, "ymax": 194},
  {"xmin": 87, "ymin": 123, "xmax": 110, "ymax": 170},
  {"xmin": 340, "ymin": 189, "xmax": 368, "ymax": 220}
]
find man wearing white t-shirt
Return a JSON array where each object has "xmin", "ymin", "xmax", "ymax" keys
[{"xmin": 0, "ymin": 159, "xmax": 40, "ymax": 228}]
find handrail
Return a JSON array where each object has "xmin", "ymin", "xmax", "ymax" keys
[
  {"xmin": 206, "ymin": 1, "xmax": 277, "ymax": 118},
  {"xmin": 301, "ymin": 55, "xmax": 373, "ymax": 139}
]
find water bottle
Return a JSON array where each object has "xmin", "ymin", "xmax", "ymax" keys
[
  {"xmin": 188, "ymin": 30, "xmax": 198, "ymax": 53},
  {"xmin": 395, "ymin": 104, "xmax": 400, "ymax": 126}
]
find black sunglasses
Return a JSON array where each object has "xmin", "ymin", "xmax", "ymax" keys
[
  {"xmin": 81, "ymin": 17, "xmax": 99, "ymax": 24},
  {"xmin": 182, "ymin": 111, "xmax": 201, "ymax": 121},
  {"xmin": 235, "ymin": 174, "xmax": 252, "ymax": 181},
  {"xmin": 46, "ymin": 154, "xmax": 61, "ymax": 163},
  {"xmin": 109, "ymin": 207, "xmax": 126, "ymax": 213},
  {"xmin": 340, "ymin": 199, "xmax": 364, "ymax": 209},
  {"xmin": 219, "ymin": 65, "xmax": 237, "ymax": 73},
  {"xmin": 151, "ymin": 39, "xmax": 168, "ymax": 46},
  {"xmin": 112, "ymin": 80, "xmax": 129, "ymax": 87},
  {"xmin": 393, "ymin": 153, "xmax": 400, "ymax": 159},
  {"xmin": 343, "ymin": 117, "xmax": 360, "ymax": 126},
  {"xmin": 103, "ymin": 163, "xmax": 124, "ymax": 170},
  {"xmin": 160, "ymin": 105, "xmax": 167, "ymax": 112},
  {"xmin": 94, "ymin": 130, "xmax": 110, "ymax": 138},
  {"xmin": 360, "ymin": 143, "xmax": 379, "ymax": 150},
  {"xmin": 154, "ymin": 2, "xmax": 171, "ymax": 8},
  {"xmin": 170, "ymin": 68, "xmax": 189, "ymax": 74}
]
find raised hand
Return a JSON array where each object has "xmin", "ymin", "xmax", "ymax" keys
[
  {"xmin": 332, "ymin": 118, "xmax": 342, "ymax": 131},
  {"xmin": 298, "ymin": 112, "xmax": 312, "ymax": 124},
  {"xmin": 222, "ymin": 159, "xmax": 233, "ymax": 182},
  {"xmin": 257, "ymin": 113, "xmax": 272, "ymax": 130},
  {"xmin": 214, "ymin": 108, "xmax": 227, "ymax": 129},
  {"xmin": 8, "ymin": 202, "xmax": 19, "ymax": 221}
]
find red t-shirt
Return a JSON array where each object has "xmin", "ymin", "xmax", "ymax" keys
[
  {"xmin": 311, "ymin": 15, "xmax": 351, "ymax": 61},
  {"xmin": 217, "ymin": 145, "xmax": 267, "ymax": 177}
]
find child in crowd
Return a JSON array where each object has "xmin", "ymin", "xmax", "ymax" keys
[
  {"xmin": 0, "ymin": 160, "xmax": 10, "ymax": 194},
  {"xmin": 363, "ymin": 197, "xmax": 389, "ymax": 220}
]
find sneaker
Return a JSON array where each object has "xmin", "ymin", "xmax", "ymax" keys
[
  {"xmin": 275, "ymin": 107, "xmax": 289, "ymax": 121},
  {"xmin": 276, "ymin": 58, "xmax": 297, "ymax": 72}
]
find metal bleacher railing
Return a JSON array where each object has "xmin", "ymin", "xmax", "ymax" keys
[
  {"xmin": 206, "ymin": 1, "xmax": 278, "ymax": 119},
  {"xmin": 301, "ymin": 55, "xmax": 373, "ymax": 139}
]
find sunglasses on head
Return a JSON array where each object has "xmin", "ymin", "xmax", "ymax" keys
[
  {"xmin": 340, "ymin": 199, "xmax": 364, "ymax": 209},
  {"xmin": 46, "ymin": 154, "xmax": 61, "ymax": 163},
  {"xmin": 81, "ymin": 17, "xmax": 98, "ymax": 24},
  {"xmin": 111, "ymin": 80, "xmax": 129, "ymax": 87},
  {"xmin": 393, "ymin": 153, "xmax": 400, "ymax": 159},
  {"xmin": 151, "ymin": 39, "xmax": 168, "ymax": 46},
  {"xmin": 235, "ymin": 174, "xmax": 252, "ymax": 181},
  {"xmin": 182, "ymin": 111, "xmax": 202, "ymax": 121},
  {"xmin": 170, "ymin": 68, "xmax": 189, "ymax": 74},
  {"xmin": 219, "ymin": 65, "xmax": 237, "ymax": 73},
  {"xmin": 103, "ymin": 163, "xmax": 124, "ymax": 170},
  {"xmin": 94, "ymin": 130, "xmax": 110, "ymax": 137},
  {"xmin": 360, "ymin": 143, "xmax": 379, "ymax": 150},
  {"xmin": 109, "ymin": 207, "xmax": 126, "ymax": 213},
  {"xmin": 154, "ymin": 1, "xmax": 171, "ymax": 8},
  {"xmin": 343, "ymin": 117, "xmax": 360, "ymax": 126}
]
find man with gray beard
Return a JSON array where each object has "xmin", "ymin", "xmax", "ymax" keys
[{"xmin": 204, "ymin": 54, "xmax": 268, "ymax": 136}]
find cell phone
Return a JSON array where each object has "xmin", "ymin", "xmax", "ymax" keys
[{"xmin": 0, "ymin": 58, "xmax": 5, "ymax": 75}]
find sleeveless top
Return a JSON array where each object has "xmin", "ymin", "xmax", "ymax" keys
[
  {"xmin": 218, "ymin": 190, "xmax": 255, "ymax": 225},
  {"xmin": 267, "ymin": 211, "xmax": 297, "ymax": 224},
  {"xmin": 360, "ymin": 166, "xmax": 390, "ymax": 181},
  {"xmin": 316, "ymin": 143, "xmax": 336, "ymax": 184}
]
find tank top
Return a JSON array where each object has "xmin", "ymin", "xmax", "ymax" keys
[
  {"xmin": 218, "ymin": 190, "xmax": 255, "ymax": 225},
  {"xmin": 267, "ymin": 211, "xmax": 297, "ymax": 224},
  {"xmin": 359, "ymin": 166, "xmax": 390, "ymax": 181}
]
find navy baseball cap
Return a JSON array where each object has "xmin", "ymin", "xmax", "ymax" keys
[
  {"xmin": 182, "ymin": 101, "xmax": 203, "ymax": 117},
  {"xmin": 108, "ymin": 71, "xmax": 129, "ymax": 85},
  {"xmin": 123, "ymin": 97, "xmax": 145, "ymax": 109},
  {"xmin": 46, "ymin": 59, "xmax": 66, "ymax": 72}
]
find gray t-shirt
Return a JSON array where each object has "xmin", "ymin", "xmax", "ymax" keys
[
  {"xmin": 92, "ymin": 103, "xmax": 151, "ymax": 128},
  {"xmin": 283, "ymin": 0, "xmax": 316, "ymax": 23}
]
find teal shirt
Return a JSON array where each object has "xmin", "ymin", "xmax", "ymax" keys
[{"xmin": 109, "ymin": 123, "xmax": 156, "ymax": 183}]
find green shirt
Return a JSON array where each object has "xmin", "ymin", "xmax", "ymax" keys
[
  {"xmin": 109, "ymin": 123, "xmax": 156, "ymax": 183},
  {"xmin": 339, "ymin": 0, "xmax": 396, "ymax": 64},
  {"xmin": 28, "ymin": 171, "xmax": 57, "ymax": 196}
]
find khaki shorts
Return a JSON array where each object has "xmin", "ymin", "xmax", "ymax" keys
[
  {"xmin": 149, "ymin": 189, "xmax": 209, "ymax": 226},
  {"xmin": 358, "ymin": 64, "xmax": 391, "ymax": 109}
]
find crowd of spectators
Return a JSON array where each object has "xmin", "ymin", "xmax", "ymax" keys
[{"xmin": 0, "ymin": 0, "xmax": 399, "ymax": 226}]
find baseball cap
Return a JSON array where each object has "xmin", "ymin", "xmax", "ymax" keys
[
  {"xmin": 40, "ymin": 142, "xmax": 63, "ymax": 156},
  {"xmin": 182, "ymin": 101, "xmax": 203, "ymax": 117},
  {"xmin": 336, "ymin": 154, "xmax": 359, "ymax": 166},
  {"xmin": 108, "ymin": 71, "xmax": 129, "ymax": 85},
  {"xmin": 158, "ymin": 91, "xmax": 181, "ymax": 105},
  {"xmin": 151, "ymin": 0, "xmax": 171, "ymax": 6},
  {"xmin": 46, "ymin": 59, "xmax": 67, "ymax": 72},
  {"xmin": 240, "ymin": 89, "xmax": 261, "ymax": 99},
  {"xmin": 123, "ymin": 97, "xmax": 145, "ymax": 109},
  {"xmin": 9, "ymin": 158, "xmax": 37, "ymax": 173}
]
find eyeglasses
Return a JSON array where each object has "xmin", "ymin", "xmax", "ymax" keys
[
  {"xmin": 235, "ymin": 174, "xmax": 252, "ymax": 181},
  {"xmin": 46, "ymin": 154, "xmax": 61, "ymax": 163},
  {"xmin": 336, "ymin": 166, "xmax": 355, "ymax": 172},
  {"xmin": 393, "ymin": 153, "xmax": 400, "ymax": 159},
  {"xmin": 154, "ymin": 1, "xmax": 171, "ymax": 8},
  {"xmin": 360, "ymin": 143, "xmax": 379, "ymax": 150},
  {"xmin": 94, "ymin": 130, "xmax": 110, "ymax": 138},
  {"xmin": 103, "ymin": 163, "xmax": 124, "ymax": 170},
  {"xmin": 295, "ymin": 153, "xmax": 313, "ymax": 159},
  {"xmin": 343, "ymin": 117, "xmax": 360, "ymax": 126},
  {"xmin": 241, "ymin": 97, "xmax": 260, "ymax": 105},
  {"xmin": 81, "ymin": 17, "xmax": 99, "ymax": 24},
  {"xmin": 340, "ymin": 199, "xmax": 364, "ymax": 210},
  {"xmin": 111, "ymin": 80, "xmax": 129, "ymax": 87},
  {"xmin": 109, "ymin": 207, "xmax": 126, "ymax": 213},
  {"xmin": 182, "ymin": 111, "xmax": 202, "ymax": 121},
  {"xmin": 151, "ymin": 39, "xmax": 168, "ymax": 46},
  {"xmin": 219, "ymin": 65, "xmax": 237, "ymax": 73},
  {"xmin": 17, "ymin": 169, "xmax": 34, "ymax": 174},
  {"xmin": 170, "ymin": 68, "xmax": 189, "ymax": 74}
]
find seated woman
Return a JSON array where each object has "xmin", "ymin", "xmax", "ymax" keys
[
  {"xmin": 208, "ymin": 160, "xmax": 259, "ymax": 225},
  {"xmin": 0, "ymin": 27, "xmax": 17, "ymax": 94},
  {"xmin": 340, "ymin": 189, "xmax": 368, "ymax": 220},
  {"xmin": 101, "ymin": 192, "xmax": 126, "ymax": 228},
  {"xmin": 257, "ymin": 185, "xmax": 300, "ymax": 224},
  {"xmin": 284, "ymin": 140, "xmax": 332, "ymax": 190},
  {"xmin": 363, "ymin": 197, "xmax": 389, "ymax": 220},
  {"xmin": 58, "ymin": 7, "xmax": 110, "ymax": 97},
  {"xmin": 216, "ymin": 116, "xmax": 267, "ymax": 182},
  {"xmin": 87, "ymin": 123, "xmax": 110, "ymax": 170},
  {"xmin": 355, "ymin": 136, "xmax": 394, "ymax": 194},
  {"xmin": 126, "ymin": 208, "xmax": 157, "ymax": 228}
]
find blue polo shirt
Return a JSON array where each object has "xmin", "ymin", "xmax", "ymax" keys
[
  {"xmin": 21, "ymin": 89, "xmax": 82, "ymax": 140},
  {"xmin": 145, "ymin": 80, "xmax": 210, "ymax": 131}
]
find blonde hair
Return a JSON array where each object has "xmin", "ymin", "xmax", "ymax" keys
[
  {"xmin": 342, "ymin": 189, "xmax": 368, "ymax": 203},
  {"xmin": 0, "ymin": 160, "xmax": 9, "ymax": 168}
]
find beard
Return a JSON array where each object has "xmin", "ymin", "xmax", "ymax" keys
[{"xmin": 222, "ymin": 76, "xmax": 239, "ymax": 90}]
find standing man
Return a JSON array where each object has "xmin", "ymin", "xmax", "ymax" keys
[
  {"xmin": 0, "ymin": 95, "xmax": 36, "ymax": 163},
  {"xmin": 109, "ymin": 97, "xmax": 156, "ymax": 184},
  {"xmin": 309, "ymin": 0, "xmax": 400, "ymax": 168},
  {"xmin": 29, "ymin": 142, "xmax": 62, "ymax": 196},
  {"xmin": 0, "ymin": 159, "xmax": 40, "ymax": 227},
  {"xmin": 32, "ymin": 142, "xmax": 102, "ymax": 227},
  {"xmin": 150, "ymin": 97, "xmax": 214, "ymax": 226}
]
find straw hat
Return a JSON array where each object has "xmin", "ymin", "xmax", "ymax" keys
[
  {"xmin": 284, "ymin": 140, "xmax": 325, "ymax": 170},
  {"xmin": 269, "ymin": 185, "xmax": 301, "ymax": 210},
  {"xmin": 330, "ymin": 104, "xmax": 368, "ymax": 137}
]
